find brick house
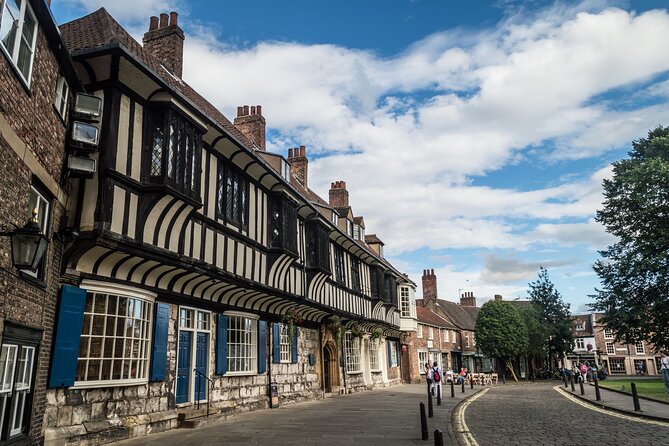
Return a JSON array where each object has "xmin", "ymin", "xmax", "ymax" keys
[
  {"xmin": 35, "ymin": 8, "xmax": 415, "ymax": 444},
  {"xmin": 0, "ymin": 0, "xmax": 83, "ymax": 443},
  {"xmin": 568, "ymin": 313, "xmax": 662, "ymax": 376}
]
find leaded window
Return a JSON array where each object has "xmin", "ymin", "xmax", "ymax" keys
[
  {"xmin": 227, "ymin": 315, "xmax": 257, "ymax": 374},
  {"xmin": 350, "ymin": 257, "xmax": 361, "ymax": 292},
  {"xmin": 370, "ymin": 267, "xmax": 380, "ymax": 298},
  {"xmin": 147, "ymin": 108, "xmax": 201, "ymax": 198},
  {"xmin": 0, "ymin": 0, "xmax": 37, "ymax": 85},
  {"xmin": 606, "ymin": 342, "xmax": 615, "ymax": 354},
  {"xmin": 334, "ymin": 246, "xmax": 346, "ymax": 285},
  {"xmin": 400, "ymin": 286, "xmax": 411, "ymax": 317},
  {"xmin": 76, "ymin": 291, "xmax": 153, "ymax": 385},
  {"xmin": 345, "ymin": 333, "xmax": 360, "ymax": 373},
  {"xmin": 383, "ymin": 274, "xmax": 397, "ymax": 304},
  {"xmin": 305, "ymin": 220, "xmax": 330, "ymax": 272},
  {"xmin": 216, "ymin": 159, "xmax": 248, "ymax": 227},
  {"xmin": 269, "ymin": 194, "xmax": 298, "ymax": 255},
  {"xmin": 369, "ymin": 339, "xmax": 380, "ymax": 371},
  {"xmin": 279, "ymin": 324, "xmax": 291, "ymax": 363}
]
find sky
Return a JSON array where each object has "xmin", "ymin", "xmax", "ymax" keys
[{"xmin": 53, "ymin": 1, "xmax": 669, "ymax": 313}]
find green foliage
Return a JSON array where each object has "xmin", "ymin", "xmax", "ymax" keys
[
  {"xmin": 528, "ymin": 267, "xmax": 573, "ymax": 360},
  {"xmin": 475, "ymin": 300, "xmax": 528, "ymax": 360},
  {"xmin": 518, "ymin": 305, "xmax": 548, "ymax": 359},
  {"xmin": 592, "ymin": 126, "xmax": 669, "ymax": 349}
]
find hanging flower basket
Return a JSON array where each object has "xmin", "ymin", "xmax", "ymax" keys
[
  {"xmin": 351, "ymin": 325, "xmax": 364, "ymax": 339},
  {"xmin": 282, "ymin": 307, "xmax": 303, "ymax": 339},
  {"xmin": 370, "ymin": 330, "xmax": 382, "ymax": 341},
  {"xmin": 326, "ymin": 316, "xmax": 343, "ymax": 344}
]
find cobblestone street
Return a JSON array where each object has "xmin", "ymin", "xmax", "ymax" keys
[{"xmin": 457, "ymin": 382, "xmax": 669, "ymax": 446}]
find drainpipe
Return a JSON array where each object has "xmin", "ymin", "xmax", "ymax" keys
[
  {"xmin": 267, "ymin": 322, "xmax": 273, "ymax": 405},
  {"xmin": 319, "ymin": 325, "xmax": 325, "ymax": 396},
  {"xmin": 341, "ymin": 333, "xmax": 347, "ymax": 393}
]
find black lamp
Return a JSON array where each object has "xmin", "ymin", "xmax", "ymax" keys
[{"xmin": 1, "ymin": 210, "xmax": 49, "ymax": 271}]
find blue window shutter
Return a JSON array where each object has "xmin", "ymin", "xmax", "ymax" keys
[
  {"xmin": 258, "ymin": 320, "xmax": 267, "ymax": 373},
  {"xmin": 49, "ymin": 285, "xmax": 87, "ymax": 388},
  {"xmin": 291, "ymin": 327, "xmax": 298, "ymax": 364},
  {"xmin": 216, "ymin": 314, "xmax": 228, "ymax": 375},
  {"xmin": 387, "ymin": 340, "xmax": 392, "ymax": 368},
  {"xmin": 396, "ymin": 341, "xmax": 400, "ymax": 366},
  {"xmin": 149, "ymin": 302, "xmax": 170, "ymax": 381},
  {"xmin": 272, "ymin": 323, "xmax": 281, "ymax": 364}
]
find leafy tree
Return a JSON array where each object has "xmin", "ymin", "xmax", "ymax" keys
[
  {"xmin": 528, "ymin": 267, "xmax": 573, "ymax": 365},
  {"xmin": 475, "ymin": 300, "xmax": 528, "ymax": 381},
  {"xmin": 592, "ymin": 126, "xmax": 669, "ymax": 349},
  {"xmin": 518, "ymin": 304, "xmax": 549, "ymax": 374}
]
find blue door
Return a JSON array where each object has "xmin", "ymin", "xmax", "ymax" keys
[
  {"xmin": 194, "ymin": 333, "xmax": 208, "ymax": 401},
  {"xmin": 176, "ymin": 331, "xmax": 192, "ymax": 404}
]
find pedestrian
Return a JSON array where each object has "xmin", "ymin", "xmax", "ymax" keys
[
  {"xmin": 431, "ymin": 362, "xmax": 442, "ymax": 396},
  {"xmin": 660, "ymin": 351, "xmax": 669, "ymax": 394},
  {"xmin": 579, "ymin": 362, "xmax": 588, "ymax": 383},
  {"xmin": 425, "ymin": 362, "xmax": 433, "ymax": 390}
]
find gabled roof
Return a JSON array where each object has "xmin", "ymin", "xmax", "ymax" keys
[
  {"xmin": 436, "ymin": 299, "xmax": 477, "ymax": 331},
  {"xmin": 416, "ymin": 306, "xmax": 457, "ymax": 329},
  {"xmin": 365, "ymin": 234, "xmax": 384, "ymax": 245},
  {"xmin": 353, "ymin": 216, "xmax": 365, "ymax": 228},
  {"xmin": 59, "ymin": 8, "xmax": 254, "ymax": 149}
]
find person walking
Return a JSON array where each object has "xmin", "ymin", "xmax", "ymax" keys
[
  {"xmin": 660, "ymin": 351, "xmax": 669, "ymax": 394},
  {"xmin": 431, "ymin": 361, "xmax": 442, "ymax": 396},
  {"xmin": 425, "ymin": 362, "xmax": 433, "ymax": 392}
]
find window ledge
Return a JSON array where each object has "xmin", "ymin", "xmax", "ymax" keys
[
  {"xmin": 346, "ymin": 370, "xmax": 363, "ymax": 375},
  {"xmin": 18, "ymin": 271, "xmax": 46, "ymax": 289},
  {"xmin": 71, "ymin": 378, "xmax": 149, "ymax": 389},
  {"xmin": 223, "ymin": 371, "xmax": 258, "ymax": 377}
]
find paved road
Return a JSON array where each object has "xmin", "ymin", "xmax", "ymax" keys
[
  {"xmin": 456, "ymin": 382, "xmax": 669, "ymax": 446},
  {"xmin": 115, "ymin": 383, "xmax": 472, "ymax": 446}
]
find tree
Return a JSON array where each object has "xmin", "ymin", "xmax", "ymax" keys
[
  {"xmin": 518, "ymin": 304, "xmax": 549, "ymax": 376},
  {"xmin": 528, "ymin": 267, "xmax": 573, "ymax": 366},
  {"xmin": 475, "ymin": 300, "xmax": 528, "ymax": 381},
  {"xmin": 592, "ymin": 126, "xmax": 669, "ymax": 349}
]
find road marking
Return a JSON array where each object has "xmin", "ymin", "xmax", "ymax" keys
[
  {"xmin": 454, "ymin": 388, "xmax": 489, "ymax": 446},
  {"xmin": 554, "ymin": 386, "xmax": 669, "ymax": 426}
]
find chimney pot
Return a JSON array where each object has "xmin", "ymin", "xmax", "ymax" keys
[
  {"xmin": 149, "ymin": 16, "xmax": 159, "ymax": 31},
  {"xmin": 300, "ymin": 145, "xmax": 306, "ymax": 156},
  {"xmin": 288, "ymin": 148, "xmax": 293, "ymax": 157},
  {"xmin": 237, "ymin": 106, "xmax": 243, "ymax": 117},
  {"xmin": 159, "ymin": 13, "xmax": 169, "ymax": 28},
  {"xmin": 251, "ymin": 106, "xmax": 256, "ymax": 115},
  {"xmin": 169, "ymin": 11, "xmax": 178, "ymax": 27},
  {"xmin": 243, "ymin": 105, "xmax": 249, "ymax": 115},
  {"xmin": 257, "ymin": 105, "xmax": 262, "ymax": 115}
]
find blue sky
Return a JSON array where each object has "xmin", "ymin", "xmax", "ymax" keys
[{"xmin": 53, "ymin": 1, "xmax": 669, "ymax": 313}]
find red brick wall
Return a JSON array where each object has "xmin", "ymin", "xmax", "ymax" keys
[{"xmin": 421, "ymin": 270, "xmax": 437, "ymax": 302}]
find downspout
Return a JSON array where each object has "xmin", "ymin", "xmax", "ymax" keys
[
  {"xmin": 319, "ymin": 325, "xmax": 325, "ymax": 396},
  {"xmin": 341, "ymin": 333, "xmax": 347, "ymax": 393},
  {"xmin": 267, "ymin": 322, "xmax": 273, "ymax": 405}
]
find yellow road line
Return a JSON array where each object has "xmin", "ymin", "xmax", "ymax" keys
[
  {"xmin": 554, "ymin": 386, "xmax": 669, "ymax": 427},
  {"xmin": 454, "ymin": 388, "xmax": 489, "ymax": 446}
]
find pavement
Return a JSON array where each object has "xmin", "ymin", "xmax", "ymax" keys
[
  {"xmin": 454, "ymin": 381, "xmax": 669, "ymax": 446},
  {"xmin": 114, "ymin": 383, "xmax": 479, "ymax": 446}
]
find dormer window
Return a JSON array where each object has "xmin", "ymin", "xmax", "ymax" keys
[
  {"xmin": 331, "ymin": 212, "xmax": 338, "ymax": 226},
  {"xmin": 146, "ymin": 108, "xmax": 202, "ymax": 199},
  {"xmin": 575, "ymin": 323, "xmax": 584, "ymax": 331},
  {"xmin": 353, "ymin": 224, "xmax": 360, "ymax": 240}
]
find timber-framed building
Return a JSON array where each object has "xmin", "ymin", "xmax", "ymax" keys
[{"xmin": 43, "ymin": 8, "xmax": 416, "ymax": 444}]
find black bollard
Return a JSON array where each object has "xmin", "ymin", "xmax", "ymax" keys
[
  {"xmin": 437, "ymin": 382, "xmax": 441, "ymax": 406},
  {"xmin": 420, "ymin": 402, "xmax": 429, "ymax": 440},
  {"xmin": 631, "ymin": 383, "xmax": 641, "ymax": 412},
  {"xmin": 428, "ymin": 390, "xmax": 434, "ymax": 418},
  {"xmin": 427, "ymin": 378, "xmax": 431, "ymax": 396},
  {"xmin": 594, "ymin": 377, "xmax": 601, "ymax": 401},
  {"xmin": 450, "ymin": 380, "xmax": 455, "ymax": 398},
  {"xmin": 501, "ymin": 372, "xmax": 506, "ymax": 385},
  {"xmin": 470, "ymin": 376, "xmax": 474, "ymax": 389},
  {"xmin": 434, "ymin": 429, "xmax": 444, "ymax": 446},
  {"xmin": 461, "ymin": 379, "xmax": 465, "ymax": 393},
  {"xmin": 579, "ymin": 379, "xmax": 585, "ymax": 395},
  {"xmin": 570, "ymin": 375, "xmax": 575, "ymax": 392}
]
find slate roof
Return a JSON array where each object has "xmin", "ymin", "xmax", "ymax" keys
[
  {"xmin": 415, "ymin": 298, "xmax": 478, "ymax": 331},
  {"xmin": 59, "ymin": 8, "xmax": 255, "ymax": 150}
]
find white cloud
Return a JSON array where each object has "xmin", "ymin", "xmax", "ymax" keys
[
  {"xmin": 479, "ymin": 253, "xmax": 574, "ymax": 284},
  {"xmin": 64, "ymin": 0, "xmax": 186, "ymax": 22}
]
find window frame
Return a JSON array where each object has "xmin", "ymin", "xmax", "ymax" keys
[
  {"xmin": 333, "ymin": 246, "xmax": 346, "ymax": 285},
  {"xmin": 605, "ymin": 342, "xmax": 615, "ymax": 355},
  {"xmin": 417, "ymin": 324, "xmax": 423, "ymax": 339},
  {"xmin": 369, "ymin": 338, "xmax": 380, "ymax": 372},
  {"xmin": 0, "ymin": 0, "xmax": 38, "ymax": 87},
  {"xmin": 604, "ymin": 328, "xmax": 613, "ymax": 339},
  {"xmin": 305, "ymin": 220, "xmax": 331, "ymax": 272},
  {"xmin": 20, "ymin": 184, "xmax": 51, "ymax": 283},
  {"xmin": 344, "ymin": 333, "xmax": 361, "ymax": 374},
  {"xmin": 268, "ymin": 194, "xmax": 298, "ymax": 255},
  {"xmin": 575, "ymin": 338, "xmax": 585, "ymax": 350},
  {"xmin": 350, "ymin": 257, "xmax": 361, "ymax": 293},
  {"xmin": 389, "ymin": 341, "xmax": 398, "ymax": 367},
  {"xmin": 575, "ymin": 323, "xmax": 585, "ymax": 331},
  {"xmin": 635, "ymin": 341, "xmax": 644, "ymax": 354},
  {"xmin": 73, "ymin": 286, "xmax": 155, "ymax": 388},
  {"xmin": 216, "ymin": 157, "xmax": 249, "ymax": 228},
  {"xmin": 418, "ymin": 350, "xmax": 428, "ymax": 375},
  {"xmin": 279, "ymin": 324, "xmax": 291, "ymax": 364},
  {"xmin": 400, "ymin": 286, "xmax": 411, "ymax": 318},
  {"xmin": 224, "ymin": 312, "xmax": 258, "ymax": 376}
]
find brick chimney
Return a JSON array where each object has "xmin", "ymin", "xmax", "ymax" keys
[
  {"xmin": 143, "ymin": 12, "xmax": 185, "ymax": 78},
  {"xmin": 460, "ymin": 291, "xmax": 476, "ymax": 307},
  {"xmin": 329, "ymin": 181, "xmax": 349, "ymax": 208},
  {"xmin": 234, "ymin": 105, "xmax": 266, "ymax": 150},
  {"xmin": 288, "ymin": 145, "xmax": 308, "ymax": 187},
  {"xmin": 494, "ymin": 294, "xmax": 503, "ymax": 301},
  {"xmin": 422, "ymin": 269, "xmax": 437, "ymax": 304}
]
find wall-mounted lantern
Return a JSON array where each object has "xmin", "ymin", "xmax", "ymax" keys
[{"xmin": 0, "ymin": 210, "xmax": 49, "ymax": 271}]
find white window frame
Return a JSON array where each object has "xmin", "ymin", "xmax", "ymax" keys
[
  {"xmin": 224, "ymin": 311, "xmax": 258, "ymax": 376},
  {"xmin": 280, "ymin": 159, "xmax": 290, "ymax": 181},
  {"xmin": 428, "ymin": 327, "xmax": 433, "ymax": 340},
  {"xmin": 74, "ymin": 281, "xmax": 156, "ymax": 388},
  {"xmin": 418, "ymin": 350, "xmax": 428, "ymax": 375},
  {"xmin": 465, "ymin": 335, "xmax": 470, "ymax": 349},
  {"xmin": 635, "ymin": 341, "xmax": 644, "ymax": 354},
  {"xmin": 279, "ymin": 323, "xmax": 291, "ymax": 364},
  {"xmin": 417, "ymin": 325, "xmax": 423, "ymax": 338},
  {"xmin": 345, "ymin": 333, "xmax": 361, "ymax": 374},
  {"xmin": 606, "ymin": 342, "xmax": 615, "ymax": 355},
  {"xmin": 400, "ymin": 286, "xmax": 411, "ymax": 318},
  {"xmin": 0, "ymin": 0, "xmax": 38, "ymax": 86},
  {"xmin": 54, "ymin": 75, "xmax": 70, "ymax": 119},
  {"xmin": 575, "ymin": 323, "xmax": 585, "ymax": 331},
  {"xmin": 8, "ymin": 346, "xmax": 33, "ymax": 437},
  {"xmin": 369, "ymin": 339, "xmax": 380, "ymax": 372},
  {"xmin": 331, "ymin": 212, "xmax": 338, "ymax": 226},
  {"xmin": 443, "ymin": 330, "xmax": 448, "ymax": 343},
  {"xmin": 0, "ymin": 344, "xmax": 18, "ymax": 436},
  {"xmin": 575, "ymin": 338, "xmax": 585, "ymax": 350},
  {"xmin": 604, "ymin": 328, "xmax": 613, "ymax": 339}
]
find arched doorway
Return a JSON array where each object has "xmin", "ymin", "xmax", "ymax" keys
[{"xmin": 323, "ymin": 342, "xmax": 339, "ymax": 393}]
